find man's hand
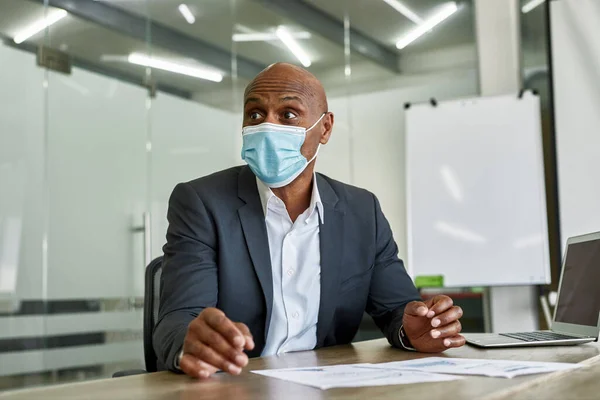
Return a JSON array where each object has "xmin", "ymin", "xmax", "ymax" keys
[
  {"xmin": 179, "ymin": 308, "xmax": 255, "ymax": 379},
  {"xmin": 402, "ymin": 295, "xmax": 465, "ymax": 352}
]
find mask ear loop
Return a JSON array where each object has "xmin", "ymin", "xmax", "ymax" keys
[
  {"xmin": 306, "ymin": 112, "xmax": 327, "ymax": 132},
  {"xmin": 305, "ymin": 112, "xmax": 326, "ymax": 164},
  {"xmin": 307, "ymin": 143, "xmax": 321, "ymax": 164}
]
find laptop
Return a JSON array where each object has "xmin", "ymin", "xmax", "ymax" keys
[{"xmin": 464, "ymin": 231, "xmax": 600, "ymax": 348}]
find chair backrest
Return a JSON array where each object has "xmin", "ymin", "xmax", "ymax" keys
[{"xmin": 143, "ymin": 256, "xmax": 163, "ymax": 372}]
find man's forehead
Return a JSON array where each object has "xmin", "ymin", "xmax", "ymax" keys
[
  {"xmin": 244, "ymin": 92, "xmax": 308, "ymax": 105},
  {"xmin": 243, "ymin": 63, "xmax": 327, "ymax": 110},
  {"xmin": 244, "ymin": 78, "xmax": 315, "ymax": 101}
]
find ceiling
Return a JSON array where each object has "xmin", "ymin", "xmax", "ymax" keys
[
  {"xmin": 305, "ymin": 0, "xmax": 475, "ymax": 54},
  {"xmin": 0, "ymin": 0, "xmax": 545, "ymax": 110}
]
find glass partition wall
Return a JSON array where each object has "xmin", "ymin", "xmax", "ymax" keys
[
  {"xmin": 0, "ymin": 0, "xmax": 155, "ymax": 388},
  {"xmin": 520, "ymin": 0, "xmax": 561, "ymax": 293},
  {"xmin": 0, "ymin": 0, "xmax": 476, "ymax": 391}
]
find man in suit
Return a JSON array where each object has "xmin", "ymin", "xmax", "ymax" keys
[{"xmin": 154, "ymin": 63, "xmax": 465, "ymax": 378}]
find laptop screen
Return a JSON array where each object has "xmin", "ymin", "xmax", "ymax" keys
[{"xmin": 554, "ymin": 239, "xmax": 600, "ymax": 327}]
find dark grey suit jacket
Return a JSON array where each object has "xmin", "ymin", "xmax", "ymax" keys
[{"xmin": 154, "ymin": 166, "xmax": 420, "ymax": 370}]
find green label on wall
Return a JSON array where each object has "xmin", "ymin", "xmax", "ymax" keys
[{"xmin": 414, "ymin": 275, "xmax": 445, "ymax": 288}]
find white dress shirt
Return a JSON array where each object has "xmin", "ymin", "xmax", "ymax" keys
[{"xmin": 257, "ymin": 176, "xmax": 323, "ymax": 356}]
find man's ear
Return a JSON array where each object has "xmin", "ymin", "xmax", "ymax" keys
[{"xmin": 320, "ymin": 112, "xmax": 334, "ymax": 145}]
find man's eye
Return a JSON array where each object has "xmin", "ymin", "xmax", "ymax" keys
[
  {"xmin": 250, "ymin": 112, "xmax": 262, "ymax": 120},
  {"xmin": 283, "ymin": 111, "xmax": 297, "ymax": 119}
]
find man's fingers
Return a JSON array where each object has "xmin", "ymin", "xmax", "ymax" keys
[
  {"xmin": 404, "ymin": 296, "xmax": 465, "ymax": 352},
  {"xmin": 179, "ymin": 353, "xmax": 203, "ymax": 378},
  {"xmin": 430, "ymin": 320, "xmax": 462, "ymax": 339},
  {"xmin": 234, "ymin": 322, "xmax": 251, "ymax": 336},
  {"xmin": 430, "ymin": 306, "xmax": 463, "ymax": 328},
  {"xmin": 428, "ymin": 295, "xmax": 454, "ymax": 316},
  {"xmin": 404, "ymin": 301, "xmax": 429, "ymax": 317},
  {"xmin": 180, "ymin": 309, "xmax": 254, "ymax": 379},
  {"xmin": 204, "ymin": 308, "xmax": 246, "ymax": 348},
  {"xmin": 180, "ymin": 354, "xmax": 218, "ymax": 379},
  {"xmin": 192, "ymin": 320, "xmax": 248, "ymax": 367},
  {"xmin": 441, "ymin": 334, "xmax": 466, "ymax": 348},
  {"xmin": 184, "ymin": 339, "xmax": 243, "ymax": 375},
  {"xmin": 234, "ymin": 322, "xmax": 255, "ymax": 351}
]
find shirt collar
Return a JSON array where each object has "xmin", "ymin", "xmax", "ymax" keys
[{"xmin": 256, "ymin": 175, "xmax": 324, "ymax": 224}]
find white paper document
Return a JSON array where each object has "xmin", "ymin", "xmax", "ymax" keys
[
  {"xmin": 376, "ymin": 357, "xmax": 582, "ymax": 379},
  {"xmin": 252, "ymin": 364, "xmax": 460, "ymax": 390}
]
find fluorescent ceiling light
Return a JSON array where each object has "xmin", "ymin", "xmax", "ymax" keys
[
  {"xmin": 100, "ymin": 54, "xmax": 129, "ymax": 62},
  {"xmin": 127, "ymin": 53, "xmax": 223, "ymax": 82},
  {"xmin": 235, "ymin": 24, "xmax": 259, "ymax": 34},
  {"xmin": 381, "ymin": 0, "xmax": 423, "ymax": 24},
  {"xmin": 13, "ymin": 9, "xmax": 68, "ymax": 44},
  {"xmin": 275, "ymin": 26, "xmax": 311, "ymax": 67},
  {"xmin": 232, "ymin": 31, "xmax": 311, "ymax": 42},
  {"xmin": 178, "ymin": 4, "xmax": 195, "ymax": 24},
  {"xmin": 396, "ymin": 2, "xmax": 459, "ymax": 50},
  {"xmin": 522, "ymin": 0, "xmax": 544, "ymax": 14}
]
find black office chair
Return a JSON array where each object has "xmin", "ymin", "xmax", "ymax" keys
[{"xmin": 113, "ymin": 256, "xmax": 163, "ymax": 377}]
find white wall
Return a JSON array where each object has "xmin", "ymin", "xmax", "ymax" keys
[
  {"xmin": 551, "ymin": 0, "xmax": 600, "ymax": 248},
  {"xmin": 149, "ymin": 93, "xmax": 239, "ymax": 259},
  {"xmin": 320, "ymin": 68, "xmax": 479, "ymax": 259}
]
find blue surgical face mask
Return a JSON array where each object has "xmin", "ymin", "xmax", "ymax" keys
[{"xmin": 241, "ymin": 113, "xmax": 326, "ymax": 188}]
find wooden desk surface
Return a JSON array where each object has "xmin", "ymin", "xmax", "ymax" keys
[
  {"xmin": 486, "ymin": 352, "xmax": 600, "ymax": 400},
  {"xmin": 2, "ymin": 339, "xmax": 599, "ymax": 400}
]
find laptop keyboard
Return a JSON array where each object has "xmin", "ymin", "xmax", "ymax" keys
[{"xmin": 499, "ymin": 331, "xmax": 580, "ymax": 342}]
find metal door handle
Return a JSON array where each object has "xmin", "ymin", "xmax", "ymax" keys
[
  {"xmin": 132, "ymin": 212, "xmax": 152, "ymax": 268},
  {"xmin": 142, "ymin": 212, "xmax": 152, "ymax": 268}
]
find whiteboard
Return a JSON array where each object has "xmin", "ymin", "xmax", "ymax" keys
[
  {"xmin": 405, "ymin": 92, "xmax": 551, "ymax": 287},
  {"xmin": 550, "ymin": 0, "xmax": 600, "ymax": 250}
]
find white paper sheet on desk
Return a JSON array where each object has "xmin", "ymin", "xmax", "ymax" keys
[
  {"xmin": 251, "ymin": 364, "xmax": 460, "ymax": 390},
  {"xmin": 374, "ymin": 357, "xmax": 582, "ymax": 379}
]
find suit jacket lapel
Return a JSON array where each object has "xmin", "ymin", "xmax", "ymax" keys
[
  {"xmin": 237, "ymin": 166, "xmax": 273, "ymax": 342},
  {"xmin": 316, "ymin": 174, "xmax": 345, "ymax": 346}
]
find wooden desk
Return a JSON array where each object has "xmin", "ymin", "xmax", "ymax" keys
[
  {"xmin": 486, "ymin": 352, "xmax": 600, "ymax": 400},
  {"xmin": 2, "ymin": 339, "xmax": 599, "ymax": 400}
]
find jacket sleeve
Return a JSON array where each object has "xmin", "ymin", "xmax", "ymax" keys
[
  {"xmin": 153, "ymin": 182, "xmax": 218, "ymax": 371},
  {"xmin": 365, "ymin": 194, "xmax": 421, "ymax": 349}
]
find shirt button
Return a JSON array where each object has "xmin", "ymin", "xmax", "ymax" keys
[
  {"xmin": 292, "ymin": 311, "xmax": 299, "ymax": 319},
  {"xmin": 287, "ymin": 269, "xmax": 295, "ymax": 276}
]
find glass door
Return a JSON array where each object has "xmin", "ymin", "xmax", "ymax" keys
[
  {"xmin": 43, "ymin": 0, "xmax": 153, "ymax": 379},
  {"xmin": 0, "ymin": 0, "xmax": 154, "ymax": 388}
]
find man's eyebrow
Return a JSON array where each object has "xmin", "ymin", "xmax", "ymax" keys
[
  {"xmin": 280, "ymin": 96, "xmax": 304, "ymax": 104},
  {"xmin": 244, "ymin": 97, "xmax": 261, "ymax": 106}
]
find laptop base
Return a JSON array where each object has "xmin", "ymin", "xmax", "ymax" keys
[{"xmin": 463, "ymin": 332, "xmax": 595, "ymax": 348}]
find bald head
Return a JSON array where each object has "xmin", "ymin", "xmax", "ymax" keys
[{"xmin": 244, "ymin": 63, "xmax": 328, "ymax": 116}]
